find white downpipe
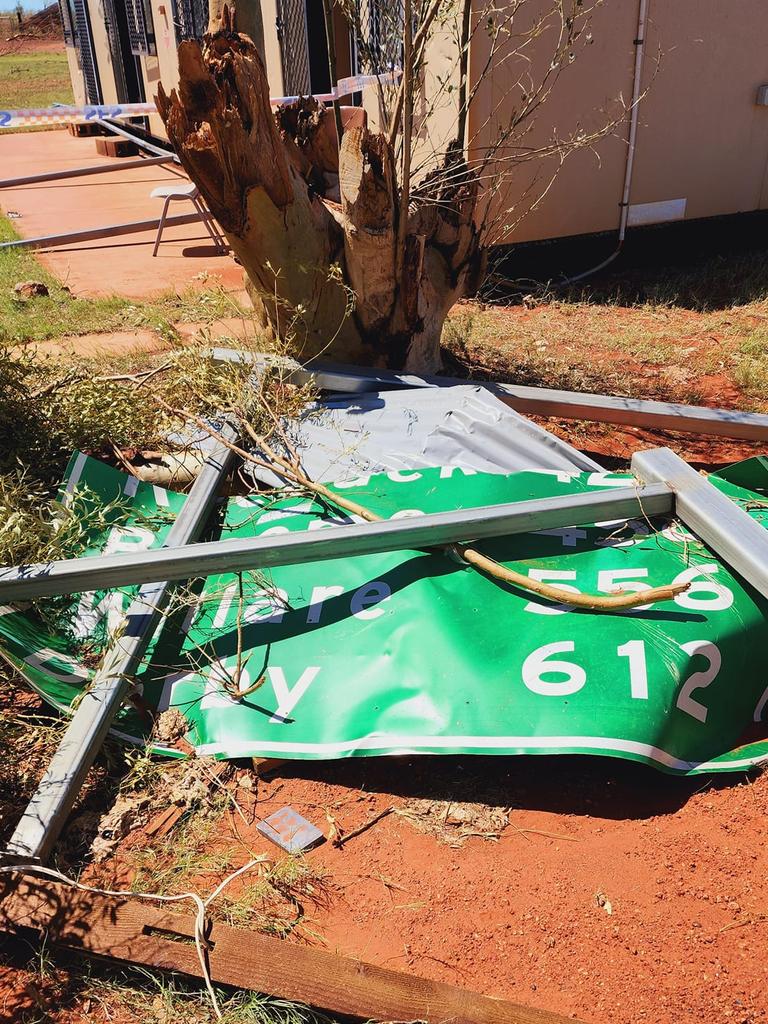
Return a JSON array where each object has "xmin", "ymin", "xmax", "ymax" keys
[{"xmin": 562, "ymin": 0, "xmax": 649, "ymax": 284}]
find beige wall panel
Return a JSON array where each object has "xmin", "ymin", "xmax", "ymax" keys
[
  {"xmin": 140, "ymin": 0, "xmax": 179, "ymax": 138},
  {"xmin": 411, "ymin": 17, "xmax": 462, "ymax": 186},
  {"xmin": 469, "ymin": 0, "xmax": 635, "ymax": 244},
  {"xmin": 471, "ymin": 0, "xmax": 768, "ymax": 244},
  {"xmin": 631, "ymin": 0, "xmax": 768, "ymax": 222},
  {"xmin": 262, "ymin": 0, "xmax": 285, "ymax": 95},
  {"xmin": 65, "ymin": 45, "xmax": 87, "ymax": 106},
  {"xmin": 86, "ymin": 0, "xmax": 121, "ymax": 105}
]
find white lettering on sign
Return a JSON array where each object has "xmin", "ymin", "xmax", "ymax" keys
[
  {"xmin": 244, "ymin": 588, "xmax": 290, "ymax": 624},
  {"xmin": 258, "ymin": 500, "xmax": 316, "ymax": 525},
  {"xmin": 524, "ymin": 570, "xmax": 579, "ymax": 616},
  {"xmin": 617, "ymin": 640, "xmax": 649, "ymax": 699},
  {"xmin": 72, "ymin": 589, "xmax": 126, "ymax": 640},
  {"xmin": 439, "ymin": 466, "xmax": 477, "ymax": 478},
  {"xmin": 586, "ymin": 472, "xmax": 632, "ymax": 488},
  {"xmin": 103, "ymin": 525, "xmax": 156, "ymax": 555},
  {"xmin": 197, "ymin": 662, "xmax": 320, "ymax": 719},
  {"xmin": 522, "ymin": 641, "xmax": 586, "ymax": 696},
  {"xmin": 676, "ymin": 641, "xmax": 721, "ymax": 723},
  {"xmin": 671, "ymin": 563, "xmax": 734, "ymax": 612},
  {"xmin": 307, "ymin": 585, "xmax": 345, "ymax": 623},
  {"xmin": 521, "ymin": 565, "xmax": 734, "ymax": 615},
  {"xmin": 597, "ymin": 568, "xmax": 651, "ymax": 612},
  {"xmin": 351, "ymin": 581, "xmax": 391, "ymax": 619},
  {"xmin": 519, "ymin": 639, "xmax": 723, "ymax": 723},
  {"xmin": 307, "ymin": 519, "xmax": 336, "ymax": 531},
  {"xmin": 25, "ymin": 648, "xmax": 90, "ymax": 683},
  {"xmin": 268, "ymin": 666, "xmax": 321, "ymax": 722},
  {"xmin": 386, "ymin": 470, "xmax": 422, "ymax": 482},
  {"xmin": 213, "ymin": 583, "xmax": 238, "ymax": 629}
]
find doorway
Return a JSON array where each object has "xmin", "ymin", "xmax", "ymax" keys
[{"xmin": 103, "ymin": 0, "xmax": 146, "ymax": 103}]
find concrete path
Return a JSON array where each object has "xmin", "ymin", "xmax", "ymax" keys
[
  {"xmin": 0, "ymin": 130, "xmax": 244, "ymax": 300},
  {"xmin": 24, "ymin": 316, "xmax": 263, "ymax": 358}
]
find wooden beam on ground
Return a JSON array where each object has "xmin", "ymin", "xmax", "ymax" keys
[{"xmin": 0, "ymin": 876, "xmax": 584, "ymax": 1024}]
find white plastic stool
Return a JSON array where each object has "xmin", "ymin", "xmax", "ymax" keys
[{"xmin": 150, "ymin": 181, "xmax": 227, "ymax": 257}]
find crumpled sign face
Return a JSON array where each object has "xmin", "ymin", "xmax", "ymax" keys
[{"xmin": 2, "ymin": 454, "xmax": 768, "ymax": 774}]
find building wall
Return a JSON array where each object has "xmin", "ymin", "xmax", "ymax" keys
[
  {"xmin": 469, "ymin": 0, "xmax": 768, "ymax": 244},
  {"xmin": 64, "ymin": 44, "xmax": 88, "ymax": 106},
  {"xmin": 87, "ymin": 0, "xmax": 123, "ymax": 105},
  {"xmin": 66, "ymin": 0, "xmax": 768, "ymax": 243},
  {"xmin": 72, "ymin": 0, "xmax": 286, "ymax": 140}
]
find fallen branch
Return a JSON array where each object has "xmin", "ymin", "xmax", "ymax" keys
[{"xmin": 334, "ymin": 806, "xmax": 395, "ymax": 847}]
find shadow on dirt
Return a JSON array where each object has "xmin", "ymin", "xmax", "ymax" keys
[{"xmin": 266, "ymin": 751, "xmax": 761, "ymax": 822}]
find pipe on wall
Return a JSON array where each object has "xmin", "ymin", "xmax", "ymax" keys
[{"xmin": 562, "ymin": 0, "xmax": 649, "ymax": 284}]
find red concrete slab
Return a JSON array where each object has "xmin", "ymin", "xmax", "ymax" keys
[{"xmin": 0, "ymin": 130, "xmax": 244, "ymax": 299}]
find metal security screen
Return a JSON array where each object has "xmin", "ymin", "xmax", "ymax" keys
[
  {"xmin": 102, "ymin": 0, "xmax": 129, "ymax": 100},
  {"xmin": 126, "ymin": 0, "xmax": 156, "ymax": 55},
  {"xmin": 276, "ymin": 0, "xmax": 311, "ymax": 96},
  {"xmin": 173, "ymin": 0, "xmax": 207, "ymax": 41},
  {"xmin": 58, "ymin": 0, "xmax": 75, "ymax": 45},
  {"xmin": 351, "ymin": 0, "xmax": 404, "ymax": 75},
  {"xmin": 71, "ymin": 0, "xmax": 101, "ymax": 102}
]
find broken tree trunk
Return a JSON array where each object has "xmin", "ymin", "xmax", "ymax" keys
[{"xmin": 156, "ymin": 15, "xmax": 485, "ymax": 372}]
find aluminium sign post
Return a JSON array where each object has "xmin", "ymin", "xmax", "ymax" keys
[
  {"xmin": 632, "ymin": 447, "xmax": 768, "ymax": 601},
  {"xmin": 4, "ymin": 429, "xmax": 238, "ymax": 865},
  {"xmin": 0, "ymin": 484, "xmax": 675, "ymax": 602}
]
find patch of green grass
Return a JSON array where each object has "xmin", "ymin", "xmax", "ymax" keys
[
  {"xmin": 94, "ymin": 973, "xmax": 339, "ymax": 1024},
  {"xmin": 127, "ymin": 792, "xmax": 238, "ymax": 896},
  {"xmin": 0, "ymin": 49, "xmax": 74, "ymax": 109},
  {"xmin": 0, "ymin": 213, "xmax": 244, "ymax": 343},
  {"xmin": 732, "ymin": 327, "xmax": 768, "ymax": 400}
]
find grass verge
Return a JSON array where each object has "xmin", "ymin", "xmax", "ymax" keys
[
  {"xmin": 0, "ymin": 50, "xmax": 74, "ymax": 109},
  {"xmin": 0, "ymin": 214, "xmax": 245, "ymax": 344}
]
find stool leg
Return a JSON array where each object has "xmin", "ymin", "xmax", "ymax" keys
[
  {"xmin": 194, "ymin": 198, "xmax": 226, "ymax": 253},
  {"xmin": 210, "ymin": 219, "xmax": 228, "ymax": 253},
  {"xmin": 198, "ymin": 200, "xmax": 227, "ymax": 251},
  {"xmin": 152, "ymin": 195, "xmax": 172, "ymax": 257}
]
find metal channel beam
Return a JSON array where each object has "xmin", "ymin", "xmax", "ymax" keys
[
  {"xmin": 632, "ymin": 447, "xmax": 768, "ymax": 600},
  {"xmin": 0, "ymin": 212, "xmax": 205, "ymax": 251},
  {"xmin": 213, "ymin": 350, "xmax": 768, "ymax": 443},
  {"xmin": 0, "ymin": 484, "xmax": 673, "ymax": 603},
  {"xmin": 0, "ymin": 154, "xmax": 174, "ymax": 189},
  {"xmin": 4, "ymin": 431, "xmax": 237, "ymax": 864},
  {"xmin": 98, "ymin": 119, "xmax": 180, "ymax": 162}
]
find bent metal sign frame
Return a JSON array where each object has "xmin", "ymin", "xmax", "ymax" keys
[{"xmin": 1, "ymin": 454, "xmax": 767, "ymax": 775}]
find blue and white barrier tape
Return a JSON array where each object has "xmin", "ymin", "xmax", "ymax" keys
[{"xmin": 0, "ymin": 71, "xmax": 401, "ymax": 129}]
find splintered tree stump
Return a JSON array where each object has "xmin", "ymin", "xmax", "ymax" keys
[{"xmin": 156, "ymin": 19, "xmax": 485, "ymax": 372}]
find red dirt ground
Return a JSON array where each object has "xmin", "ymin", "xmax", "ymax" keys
[{"xmin": 76, "ymin": 754, "xmax": 766, "ymax": 1024}]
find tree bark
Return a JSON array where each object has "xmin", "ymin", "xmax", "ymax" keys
[{"xmin": 157, "ymin": 23, "xmax": 485, "ymax": 372}]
